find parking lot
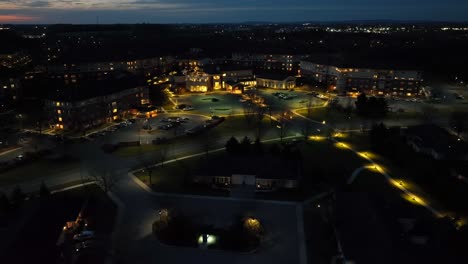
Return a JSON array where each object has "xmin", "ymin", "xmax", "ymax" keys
[
  {"xmin": 172, "ymin": 92, "xmax": 245, "ymax": 116},
  {"xmin": 87, "ymin": 113, "xmax": 210, "ymax": 145},
  {"xmin": 256, "ymin": 89, "xmax": 325, "ymax": 112}
]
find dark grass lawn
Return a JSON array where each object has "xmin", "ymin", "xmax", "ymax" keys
[
  {"xmin": 0, "ymin": 184, "xmax": 116, "ymax": 264},
  {"xmin": 115, "ymin": 116, "xmax": 277, "ymax": 157},
  {"xmin": 0, "ymin": 158, "xmax": 79, "ymax": 187},
  {"xmin": 299, "ymin": 140, "xmax": 367, "ymax": 186},
  {"xmin": 135, "ymin": 140, "xmax": 367, "ymax": 199},
  {"xmin": 135, "ymin": 154, "xmax": 228, "ymax": 196}
]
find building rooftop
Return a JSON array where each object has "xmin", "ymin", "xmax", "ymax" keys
[
  {"xmin": 256, "ymin": 72, "xmax": 295, "ymax": 81},
  {"xmin": 23, "ymin": 72, "xmax": 144, "ymax": 102},
  {"xmin": 196, "ymin": 154, "xmax": 300, "ymax": 180},
  {"xmin": 302, "ymin": 53, "xmax": 422, "ymax": 71},
  {"xmin": 405, "ymin": 124, "xmax": 468, "ymax": 160}
]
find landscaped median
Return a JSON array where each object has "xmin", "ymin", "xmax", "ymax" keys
[{"xmin": 153, "ymin": 208, "xmax": 263, "ymax": 252}]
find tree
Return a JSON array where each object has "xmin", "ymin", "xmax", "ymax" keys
[
  {"xmin": 240, "ymin": 136, "xmax": 252, "ymax": 154},
  {"xmin": 149, "ymin": 84, "xmax": 169, "ymax": 106},
  {"xmin": 86, "ymin": 159, "xmax": 121, "ymax": 193},
  {"xmin": 450, "ymin": 111, "xmax": 467, "ymax": 136},
  {"xmin": 11, "ymin": 186, "xmax": 25, "ymax": 208},
  {"xmin": 39, "ymin": 181, "xmax": 51, "ymax": 198},
  {"xmin": 253, "ymin": 105, "xmax": 267, "ymax": 140},
  {"xmin": 253, "ymin": 138, "xmax": 264, "ymax": 155},
  {"xmin": 0, "ymin": 192, "xmax": 10, "ymax": 213},
  {"xmin": 355, "ymin": 93, "xmax": 388, "ymax": 118},
  {"xmin": 369, "ymin": 123, "xmax": 390, "ymax": 149},
  {"xmin": 355, "ymin": 93, "xmax": 368, "ymax": 116},
  {"xmin": 90, "ymin": 169, "xmax": 118, "ymax": 193},
  {"xmin": 422, "ymin": 105, "xmax": 438, "ymax": 124},
  {"xmin": 139, "ymin": 152, "xmax": 156, "ymax": 186},
  {"xmin": 242, "ymin": 102, "xmax": 255, "ymax": 125},
  {"xmin": 225, "ymin": 136, "xmax": 240, "ymax": 154},
  {"xmin": 158, "ymin": 145, "xmax": 169, "ymax": 168}
]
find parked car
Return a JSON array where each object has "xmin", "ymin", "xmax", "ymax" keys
[
  {"xmin": 73, "ymin": 230, "xmax": 95, "ymax": 241},
  {"xmin": 75, "ymin": 240, "xmax": 101, "ymax": 252},
  {"xmin": 183, "ymin": 106, "xmax": 195, "ymax": 111}
]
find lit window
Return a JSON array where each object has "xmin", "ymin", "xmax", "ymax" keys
[
  {"xmin": 56, "ymin": 102, "xmax": 60, "ymax": 106},
  {"xmin": 58, "ymin": 117, "xmax": 62, "ymax": 122},
  {"xmin": 57, "ymin": 110, "xmax": 61, "ymax": 114},
  {"xmin": 113, "ymin": 108, "xmax": 118, "ymax": 113}
]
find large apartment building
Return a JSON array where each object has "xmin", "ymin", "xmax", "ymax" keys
[
  {"xmin": 47, "ymin": 56, "xmax": 175, "ymax": 76},
  {"xmin": 300, "ymin": 55, "xmax": 422, "ymax": 96},
  {"xmin": 0, "ymin": 74, "xmax": 21, "ymax": 113},
  {"xmin": 232, "ymin": 53, "xmax": 306, "ymax": 73},
  {"xmin": 40, "ymin": 73, "xmax": 147, "ymax": 131}
]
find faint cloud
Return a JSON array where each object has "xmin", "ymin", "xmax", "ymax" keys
[
  {"xmin": 24, "ymin": 1, "xmax": 50, "ymax": 7},
  {"xmin": 0, "ymin": 14, "xmax": 39, "ymax": 22}
]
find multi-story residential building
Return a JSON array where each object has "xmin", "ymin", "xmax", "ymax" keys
[
  {"xmin": 42, "ymin": 74, "xmax": 147, "ymax": 131},
  {"xmin": 300, "ymin": 56, "xmax": 422, "ymax": 96},
  {"xmin": 232, "ymin": 53, "xmax": 306, "ymax": 73},
  {"xmin": 47, "ymin": 56, "xmax": 175, "ymax": 75},
  {"xmin": 0, "ymin": 73, "xmax": 21, "ymax": 113},
  {"xmin": 176, "ymin": 57, "xmax": 212, "ymax": 72}
]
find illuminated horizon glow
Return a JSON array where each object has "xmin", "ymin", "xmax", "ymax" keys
[
  {"xmin": 0, "ymin": 0, "xmax": 467, "ymax": 24},
  {"xmin": 0, "ymin": 15, "xmax": 39, "ymax": 23}
]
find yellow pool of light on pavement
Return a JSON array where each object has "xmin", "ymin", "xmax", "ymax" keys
[
  {"xmin": 402, "ymin": 193, "xmax": 428, "ymax": 207},
  {"xmin": 334, "ymin": 142, "xmax": 350, "ymax": 149},
  {"xmin": 366, "ymin": 163, "xmax": 384, "ymax": 173},
  {"xmin": 309, "ymin": 135, "xmax": 326, "ymax": 141}
]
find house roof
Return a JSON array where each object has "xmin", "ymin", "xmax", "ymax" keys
[
  {"xmin": 196, "ymin": 154, "xmax": 300, "ymax": 180},
  {"xmin": 405, "ymin": 124, "xmax": 468, "ymax": 160},
  {"xmin": 256, "ymin": 72, "xmax": 295, "ymax": 81},
  {"xmin": 23, "ymin": 72, "xmax": 144, "ymax": 101},
  {"xmin": 302, "ymin": 53, "xmax": 422, "ymax": 71}
]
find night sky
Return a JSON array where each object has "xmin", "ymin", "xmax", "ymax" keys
[{"xmin": 0, "ymin": 0, "xmax": 467, "ymax": 24}]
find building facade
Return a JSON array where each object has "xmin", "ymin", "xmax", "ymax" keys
[
  {"xmin": 47, "ymin": 56, "xmax": 175, "ymax": 75},
  {"xmin": 0, "ymin": 77, "xmax": 21, "ymax": 113},
  {"xmin": 232, "ymin": 53, "xmax": 306, "ymax": 73},
  {"xmin": 193, "ymin": 174, "xmax": 298, "ymax": 191},
  {"xmin": 256, "ymin": 75, "xmax": 296, "ymax": 89},
  {"xmin": 45, "ymin": 86, "xmax": 147, "ymax": 131},
  {"xmin": 300, "ymin": 60, "xmax": 422, "ymax": 96}
]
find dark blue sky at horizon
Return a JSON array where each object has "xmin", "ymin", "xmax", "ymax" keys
[{"xmin": 0, "ymin": 0, "xmax": 467, "ymax": 24}]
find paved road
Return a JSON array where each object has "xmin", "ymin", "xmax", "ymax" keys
[{"xmin": 112, "ymin": 173, "xmax": 302, "ymax": 264}]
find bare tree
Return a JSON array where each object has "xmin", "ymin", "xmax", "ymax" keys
[
  {"xmin": 277, "ymin": 111, "xmax": 290, "ymax": 143},
  {"xmin": 450, "ymin": 111, "xmax": 468, "ymax": 136},
  {"xmin": 242, "ymin": 101, "xmax": 255, "ymax": 125},
  {"xmin": 158, "ymin": 145, "xmax": 169, "ymax": 168},
  {"xmin": 421, "ymin": 105, "xmax": 438, "ymax": 124},
  {"xmin": 85, "ymin": 158, "xmax": 121, "ymax": 193},
  {"xmin": 253, "ymin": 104, "xmax": 267, "ymax": 140},
  {"xmin": 86, "ymin": 166, "xmax": 119, "ymax": 193},
  {"xmin": 138, "ymin": 152, "xmax": 156, "ymax": 186}
]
